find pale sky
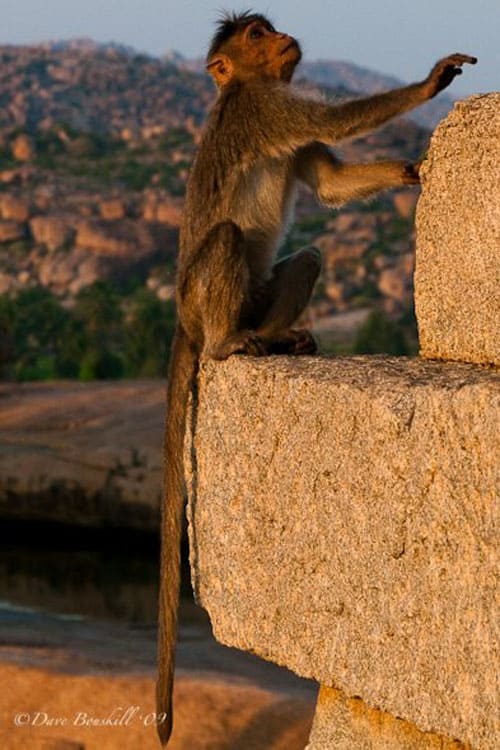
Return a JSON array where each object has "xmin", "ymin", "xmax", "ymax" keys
[{"xmin": 1, "ymin": 0, "xmax": 498, "ymax": 94}]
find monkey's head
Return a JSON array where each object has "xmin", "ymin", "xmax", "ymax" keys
[{"xmin": 206, "ymin": 11, "xmax": 302, "ymax": 88}]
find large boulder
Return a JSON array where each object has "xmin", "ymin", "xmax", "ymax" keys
[
  {"xmin": 307, "ymin": 686, "xmax": 467, "ymax": 750},
  {"xmin": 142, "ymin": 196, "xmax": 183, "ymax": 226},
  {"xmin": 0, "ymin": 194, "xmax": 31, "ymax": 222},
  {"xmin": 415, "ymin": 94, "xmax": 500, "ymax": 366},
  {"xmin": 37, "ymin": 247, "xmax": 102, "ymax": 292},
  {"xmin": 98, "ymin": 198, "xmax": 127, "ymax": 221},
  {"xmin": 0, "ymin": 221, "xmax": 25, "ymax": 243},
  {"xmin": 155, "ymin": 200, "xmax": 183, "ymax": 226},
  {"xmin": 30, "ymin": 215, "xmax": 75, "ymax": 251},
  {"xmin": 187, "ymin": 356, "xmax": 499, "ymax": 750},
  {"xmin": 11, "ymin": 134, "xmax": 35, "ymax": 162},
  {"xmin": 75, "ymin": 219, "xmax": 160, "ymax": 259}
]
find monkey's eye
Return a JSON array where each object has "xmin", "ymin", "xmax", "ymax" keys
[{"xmin": 248, "ymin": 26, "xmax": 264, "ymax": 40}]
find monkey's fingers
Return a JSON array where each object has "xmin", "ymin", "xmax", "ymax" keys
[
  {"xmin": 441, "ymin": 53, "xmax": 477, "ymax": 66},
  {"xmin": 402, "ymin": 162, "xmax": 421, "ymax": 185}
]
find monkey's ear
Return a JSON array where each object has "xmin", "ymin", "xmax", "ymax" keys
[{"xmin": 206, "ymin": 54, "xmax": 234, "ymax": 87}]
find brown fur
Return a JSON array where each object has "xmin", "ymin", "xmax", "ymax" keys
[{"xmin": 157, "ymin": 11, "xmax": 476, "ymax": 745}]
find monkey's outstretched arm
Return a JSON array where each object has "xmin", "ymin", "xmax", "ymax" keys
[
  {"xmin": 245, "ymin": 54, "xmax": 476, "ymax": 155},
  {"xmin": 295, "ymin": 143, "xmax": 419, "ymax": 206}
]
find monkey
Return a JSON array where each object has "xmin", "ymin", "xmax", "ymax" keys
[{"xmin": 156, "ymin": 10, "xmax": 476, "ymax": 745}]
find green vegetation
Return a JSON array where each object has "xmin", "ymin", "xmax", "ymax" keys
[
  {"xmin": 33, "ymin": 126, "xmax": 128, "ymax": 175},
  {"xmin": 1, "ymin": 239, "xmax": 32, "ymax": 258},
  {"xmin": 124, "ymin": 288, "xmax": 176, "ymax": 376},
  {"xmin": 159, "ymin": 128, "xmax": 194, "ymax": 151},
  {"xmin": 0, "ymin": 283, "xmax": 175, "ymax": 381},
  {"xmin": 0, "ymin": 146, "xmax": 16, "ymax": 171},
  {"xmin": 31, "ymin": 125, "xmax": 188, "ymax": 193},
  {"xmin": 353, "ymin": 309, "xmax": 415, "ymax": 356}
]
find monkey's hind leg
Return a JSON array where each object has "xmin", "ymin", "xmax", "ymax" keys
[
  {"xmin": 196, "ymin": 221, "xmax": 266, "ymax": 360},
  {"xmin": 256, "ymin": 246, "xmax": 321, "ymax": 355}
]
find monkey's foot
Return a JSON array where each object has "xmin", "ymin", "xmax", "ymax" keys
[
  {"xmin": 211, "ymin": 330, "xmax": 267, "ymax": 360},
  {"xmin": 267, "ymin": 328, "xmax": 318, "ymax": 355}
]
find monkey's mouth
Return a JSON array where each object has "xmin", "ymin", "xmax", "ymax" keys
[{"xmin": 280, "ymin": 40, "xmax": 299, "ymax": 56}]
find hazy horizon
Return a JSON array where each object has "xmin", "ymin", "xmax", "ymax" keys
[{"xmin": 1, "ymin": 0, "xmax": 498, "ymax": 95}]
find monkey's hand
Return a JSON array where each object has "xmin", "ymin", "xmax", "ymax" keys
[
  {"xmin": 401, "ymin": 162, "xmax": 421, "ymax": 185},
  {"xmin": 424, "ymin": 54, "xmax": 477, "ymax": 98}
]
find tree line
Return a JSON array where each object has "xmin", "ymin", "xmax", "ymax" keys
[
  {"xmin": 0, "ymin": 282, "xmax": 175, "ymax": 380},
  {"xmin": 0, "ymin": 281, "xmax": 415, "ymax": 381}
]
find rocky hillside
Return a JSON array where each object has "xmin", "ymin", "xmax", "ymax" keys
[
  {"xmin": 4, "ymin": 40, "xmax": 446, "ymax": 136},
  {"xmin": 0, "ymin": 41, "xmax": 436, "ymax": 376},
  {"xmin": 0, "ymin": 168, "xmax": 180, "ymax": 299},
  {"xmin": 0, "ymin": 42, "xmax": 210, "ymax": 137}
]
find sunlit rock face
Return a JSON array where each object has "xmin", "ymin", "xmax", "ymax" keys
[
  {"xmin": 415, "ymin": 93, "xmax": 500, "ymax": 366},
  {"xmin": 187, "ymin": 356, "xmax": 499, "ymax": 750}
]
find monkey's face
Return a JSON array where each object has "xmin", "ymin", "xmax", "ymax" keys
[
  {"xmin": 208, "ymin": 18, "xmax": 302, "ymax": 87},
  {"xmin": 240, "ymin": 19, "xmax": 302, "ymax": 82}
]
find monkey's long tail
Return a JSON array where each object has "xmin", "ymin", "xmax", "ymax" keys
[{"xmin": 157, "ymin": 323, "xmax": 198, "ymax": 747}]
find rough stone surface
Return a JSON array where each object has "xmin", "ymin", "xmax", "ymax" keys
[
  {"xmin": 393, "ymin": 191, "xmax": 418, "ymax": 219},
  {"xmin": 415, "ymin": 94, "xmax": 500, "ymax": 366},
  {"xmin": 155, "ymin": 200, "xmax": 183, "ymax": 226},
  {"xmin": 377, "ymin": 266, "xmax": 407, "ymax": 302},
  {"xmin": 30, "ymin": 215, "xmax": 75, "ymax": 251},
  {"xmin": 306, "ymin": 686, "xmax": 469, "ymax": 750},
  {"xmin": 0, "ymin": 194, "xmax": 31, "ymax": 222},
  {"xmin": 187, "ymin": 356, "xmax": 500, "ymax": 750},
  {"xmin": 75, "ymin": 219, "xmax": 157, "ymax": 258},
  {"xmin": 0, "ymin": 220, "xmax": 25, "ymax": 243},
  {"xmin": 142, "ymin": 196, "xmax": 183, "ymax": 226},
  {"xmin": 11, "ymin": 133, "xmax": 35, "ymax": 162},
  {"xmin": 99, "ymin": 197, "xmax": 127, "ymax": 221},
  {"xmin": 38, "ymin": 247, "xmax": 102, "ymax": 292},
  {"xmin": 0, "ymin": 380, "xmax": 165, "ymax": 530}
]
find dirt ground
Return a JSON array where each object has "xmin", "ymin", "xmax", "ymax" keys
[
  {"xmin": 0, "ymin": 663, "xmax": 314, "ymax": 750},
  {"xmin": 0, "ymin": 598, "xmax": 316, "ymax": 750}
]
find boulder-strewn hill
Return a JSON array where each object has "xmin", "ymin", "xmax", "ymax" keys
[
  {"xmin": 0, "ymin": 42, "xmax": 211, "ymax": 137},
  {"xmin": 0, "ymin": 40, "xmax": 443, "ymax": 138}
]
